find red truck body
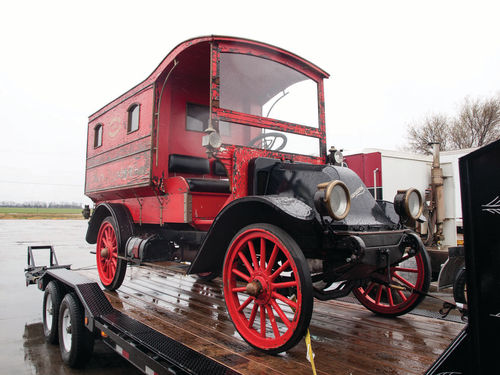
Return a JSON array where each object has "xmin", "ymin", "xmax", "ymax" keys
[
  {"xmin": 84, "ymin": 36, "xmax": 431, "ymax": 355},
  {"xmin": 85, "ymin": 36, "xmax": 327, "ymax": 229}
]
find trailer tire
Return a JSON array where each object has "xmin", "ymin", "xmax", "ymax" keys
[
  {"xmin": 42, "ymin": 281, "xmax": 63, "ymax": 344},
  {"xmin": 58, "ymin": 293, "xmax": 94, "ymax": 368},
  {"xmin": 453, "ymin": 267, "xmax": 467, "ymax": 304},
  {"xmin": 96, "ymin": 216, "xmax": 127, "ymax": 290}
]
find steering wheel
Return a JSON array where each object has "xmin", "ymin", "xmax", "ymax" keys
[{"xmin": 247, "ymin": 132, "xmax": 288, "ymax": 151}]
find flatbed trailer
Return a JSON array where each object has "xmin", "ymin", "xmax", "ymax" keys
[
  {"xmin": 25, "ymin": 137, "xmax": 500, "ymax": 374},
  {"xmin": 26, "ymin": 247, "xmax": 463, "ymax": 375}
]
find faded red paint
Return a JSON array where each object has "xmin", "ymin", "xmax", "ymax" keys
[{"xmin": 85, "ymin": 36, "xmax": 329, "ymax": 230}]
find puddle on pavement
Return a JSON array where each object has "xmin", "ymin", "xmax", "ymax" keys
[{"xmin": 21, "ymin": 322, "xmax": 140, "ymax": 374}]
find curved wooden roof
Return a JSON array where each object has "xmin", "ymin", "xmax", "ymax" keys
[{"xmin": 90, "ymin": 35, "xmax": 329, "ymax": 120}]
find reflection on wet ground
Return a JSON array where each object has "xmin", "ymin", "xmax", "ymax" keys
[
  {"xmin": 1, "ymin": 220, "xmax": 464, "ymax": 374},
  {"xmin": 22, "ymin": 322, "xmax": 140, "ymax": 374}
]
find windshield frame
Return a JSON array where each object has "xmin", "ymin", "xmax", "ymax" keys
[{"xmin": 210, "ymin": 41, "xmax": 327, "ymax": 161}]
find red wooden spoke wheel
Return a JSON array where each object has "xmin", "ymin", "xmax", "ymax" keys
[
  {"xmin": 96, "ymin": 217, "xmax": 127, "ymax": 290},
  {"xmin": 353, "ymin": 247, "xmax": 431, "ymax": 316},
  {"xmin": 223, "ymin": 224, "xmax": 313, "ymax": 354}
]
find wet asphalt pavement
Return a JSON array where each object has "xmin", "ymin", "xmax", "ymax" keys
[{"xmin": 0, "ymin": 220, "xmax": 140, "ymax": 374}]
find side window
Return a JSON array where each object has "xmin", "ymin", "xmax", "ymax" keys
[
  {"xmin": 186, "ymin": 103, "xmax": 230, "ymax": 136},
  {"xmin": 186, "ymin": 103, "xmax": 208, "ymax": 132},
  {"xmin": 94, "ymin": 124, "xmax": 103, "ymax": 148},
  {"xmin": 127, "ymin": 104, "xmax": 140, "ymax": 133}
]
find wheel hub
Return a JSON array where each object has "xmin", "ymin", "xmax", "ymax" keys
[
  {"xmin": 245, "ymin": 280, "xmax": 263, "ymax": 296},
  {"xmin": 247, "ymin": 274, "xmax": 272, "ymax": 304},
  {"xmin": 101, "ymin": 247, "xmax": 109, "ymax": 259}
]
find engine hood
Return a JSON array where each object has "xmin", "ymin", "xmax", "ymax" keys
[{"xmin": 264, "ymin": 161, "xmax": 396, "ymax": 229}]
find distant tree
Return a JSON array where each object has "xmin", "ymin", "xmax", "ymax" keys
[
  {"xmin": 406, "ymin": 94, "xmax": 500, "ymax": 154},
  {"xmin": 407, "ymin": 114, "xmax": 450, "ymax": 154},
  {"xmin": 449, "ymin": 96, "xmax": 500, "ymax": 149}
]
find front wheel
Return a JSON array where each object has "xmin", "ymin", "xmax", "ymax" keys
[
  {"xmin": 96, "ymin": 216, "xmax": 127, "ymax": 290},
  {"xmin": 353, "ymin": 246, "xmax": 431, "ymax": 317},
  {"xmin": 223, "ymin": 223, "xmax": 313, "ymax": 354},
  {"xmin": 58, "ymin": 293, "xmax": 94, "ymax": 368}
]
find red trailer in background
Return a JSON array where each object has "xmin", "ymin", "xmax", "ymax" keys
[
  {"xmin": 83, "ymin": 36, "xmax": 431, "ymax": 354},
  {"xmin": 344, "ymin": 152, "xmax": 382, "ymax": 199}
]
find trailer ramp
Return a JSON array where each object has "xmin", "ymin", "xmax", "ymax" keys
[{"xmin": 44, "ymin": 268, "xmax": 237, "ymax": 375}]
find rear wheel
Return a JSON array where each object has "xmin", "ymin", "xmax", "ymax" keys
[
  {"xmin": 58, "ymin": 293, "xmax": 94, "ymax": 368},
  {"xmin": 223, "ymin": 223, "xmax": 313, "ymax": 354},
  {"xmin": 96, "ymin": 216, "xmax": 127, "ymax": 290},
  {"xmin": 43, "ymin": 281, "xmax": 64, "ymax": 344},
  {"xmin": 353, "ymin": 247, "xmax": 431, "ymax": 316}
]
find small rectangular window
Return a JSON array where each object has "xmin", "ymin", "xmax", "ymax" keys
[
  {"xmin": 128, "ymin": 104, "xmax": 140, "ymax": 133},
  {"xmin": 186, "ymin": 103, "xmax": 230, "ymax": 136},
  {"xmin": 94, "ymin": 124, "xmax": 103, "ymax": 148},
  {"xmin": 186, "ymin": 103, "xmax": 209, "ymax": 132}
]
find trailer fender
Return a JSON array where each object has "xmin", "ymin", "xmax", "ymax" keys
[
  {"xmin": 85, "ymin": 203, "xmax": 135, "ymax": 246},
  {"xmin": 188, "ymin": 196, "xmax": 316, "ymax": 275}
]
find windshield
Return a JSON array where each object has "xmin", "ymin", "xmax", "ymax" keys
[
  {"xmin": 219, "ymin": 53, "xmax": 319, "ymax": 128},
  {"xmin": 218, "ymin": 121, "xmax": 320, "ymax": 157}
]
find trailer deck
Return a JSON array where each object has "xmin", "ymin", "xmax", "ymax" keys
[{"xmin": 77, "ymin": 264, "xmax": 463, "ymax": 375}]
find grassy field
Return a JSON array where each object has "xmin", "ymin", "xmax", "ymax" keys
[{"xmin": 0, "ymin": 207, "xmax": 84, "ymax": 219}]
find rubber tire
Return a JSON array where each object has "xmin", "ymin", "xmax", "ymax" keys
[
  {"xmin": 96, "ymin": 216, "xmax": 127, "ymax": 291},
  {"xmin": 453, "ymin": 267, "xmax": 467, "ymax": 304},
  {"xmin": 58, "ymin": 293, "xmax": 94, "ymax": 368},
  {"xmin": 223, "ymin": 223, "xmax": 313, "ymax": 354},
  {"xmin": 353, "ymin": 247, "xmax": 432, "ymax": 317},
  {"xmin": 42, "ymin": 280, "xmax": 64, "ymax": 344}
]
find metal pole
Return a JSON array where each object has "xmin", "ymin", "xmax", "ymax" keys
[{"xmin": 430, "ymin": 142, "xmax": 445, "ymax": 243}]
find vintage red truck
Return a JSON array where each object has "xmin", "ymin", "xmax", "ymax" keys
[{"xmin": 83, "ymin": 36, "xmax": 430, "ymax": 354}]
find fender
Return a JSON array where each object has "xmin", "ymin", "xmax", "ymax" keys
[
  {"xmin": 85, "ymin": 203, "xmax": 135, "ymax": 249},
  {"xmin": 188, "ymin": 195, "xmax": 316, "ymax": 275}
]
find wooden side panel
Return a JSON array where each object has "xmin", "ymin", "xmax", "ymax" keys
[
  {"xmin": 86, "ymin": 87, "xmax": 154, "ymax": 200},
  {"xmin": 85, "ymin": 149, "xmax": 151, "ymax": 194},
  {"xmin": 105, "ymin": 177, "xmax": 229, "ymax": 226}
]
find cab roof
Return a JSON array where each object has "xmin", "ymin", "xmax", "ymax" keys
[{"xmin": 90, "ymin": 35, "xmax": 329, "ymax": 120}]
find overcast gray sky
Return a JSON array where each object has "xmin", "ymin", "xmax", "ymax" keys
[{"xmin": 1, "ymin": 0, "xmax": 499, "ymax": 204}]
